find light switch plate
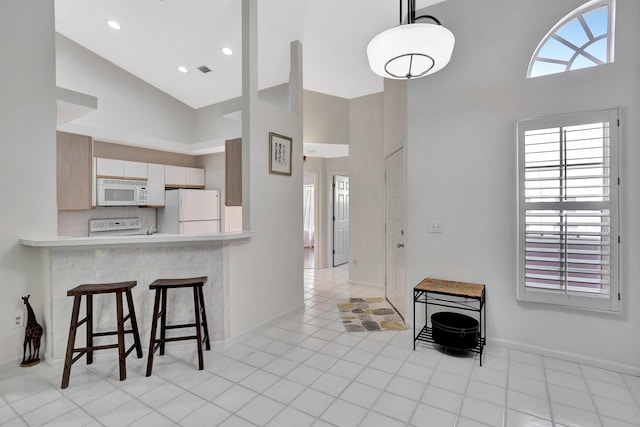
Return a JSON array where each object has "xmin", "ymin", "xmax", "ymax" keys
[{"xmin": 429, "ymin": 222, "xmax": 442, "ymax": 233}]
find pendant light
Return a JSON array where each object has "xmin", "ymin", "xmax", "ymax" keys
[{"xmin": 367, "ymin": 0, "xmax": 455, "ymax": 79}]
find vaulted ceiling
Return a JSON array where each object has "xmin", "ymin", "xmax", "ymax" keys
[{"xmin": 55, "ymin": 0, "xmax": 445, "ymax": 109}]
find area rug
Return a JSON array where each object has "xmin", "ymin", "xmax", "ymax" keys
[{"xmin": 336, "ymin": 297, "xmax": 406, "ymax": 332}]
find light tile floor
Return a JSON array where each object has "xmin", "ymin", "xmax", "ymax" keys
[{"xmin": 1, "ymin": 265, "xmax": 639, "ymax": 426}]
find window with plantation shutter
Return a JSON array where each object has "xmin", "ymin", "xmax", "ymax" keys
[{"xmin": 517, "ymin": 109, "xmax": 620, "ymax": 312}]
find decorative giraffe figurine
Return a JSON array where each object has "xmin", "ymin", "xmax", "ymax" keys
[{"xmin": 21, "ymin": 295, "xmax": 43, "ymax": 367}]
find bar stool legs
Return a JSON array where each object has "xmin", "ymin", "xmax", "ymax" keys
[
  {"xmin": 198, "ymin": 286, "xmax": 211, "ymax": 350},
  {"xmin": 61, "ymin": 295, "xmax": 82, "ymax": 389},
  {"xmin": 146, "ymin": 277, "xmax": 210, "ymax": 377},
  {"xmin": 61, "ymin": 281, "xmax": 142, "ymax": 389}
]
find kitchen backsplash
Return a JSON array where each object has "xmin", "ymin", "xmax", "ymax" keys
[{"xmin": 58, "ymin": 207, "xmax": 157, "ymax": 237}]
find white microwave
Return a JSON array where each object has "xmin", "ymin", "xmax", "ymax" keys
[{"xmin": 96, "ymin": 178, "xmax": 148, "ymax": 206}]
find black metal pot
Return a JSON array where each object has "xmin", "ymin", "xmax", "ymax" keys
[{"xmin": 431, "ymin": 312, "xmax": 479, "ymax": 350}]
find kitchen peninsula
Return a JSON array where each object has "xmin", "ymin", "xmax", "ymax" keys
[{"xmin": 20, "ymin": 232, "xmax": 250, "ymax": 365}]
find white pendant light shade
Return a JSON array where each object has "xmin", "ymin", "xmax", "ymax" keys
[{"xmin": 367, "ymin": 23, "xmax": 455, "ymax": 79}]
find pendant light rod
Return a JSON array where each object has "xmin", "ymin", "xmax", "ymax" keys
[
  {"xmin": 415, "ymin": 15, "xmax": 442, "ymax": 25},
  {"xmin": 409, "ymin": 0, "xmax": 414, "ymax": 24},
  {"xmin": 400, "ymin": 0, "xmax": 442, "ymax": 26},
  {"xmin": 409, "ymin": 0, "xmax": 418, "ymax": 24}
]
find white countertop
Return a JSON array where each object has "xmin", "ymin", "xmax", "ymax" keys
[{"xmin": 20, "ymin": 232, "xmax": 252, "ymax": 249}]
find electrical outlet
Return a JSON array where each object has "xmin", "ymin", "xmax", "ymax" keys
[
  {"xmin": 429, "ymin": 221, "xmax": 442, "ymax": 233},
  {"xmin": 12, "ymin": 309, "xmax": 24, "ymax": 329}
]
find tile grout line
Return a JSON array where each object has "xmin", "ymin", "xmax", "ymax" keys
[
  {"xmin": 502, "ymin": 348, "xmax": 510, "ymax": 427},
  {"xmin": 579, "ymin": 363, "xmax": 605, "ymax": 427},
  {"xmin": 621, "ymin": 373, "xmax": 640, "ymax": 409},
  {"xmin": 540, "ymin": 356, "xmax": 559, "ymax": 427}
]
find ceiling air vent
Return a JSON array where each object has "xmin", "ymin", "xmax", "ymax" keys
[{"xmin": 198, "ymin": 65, "xmax": 212, "ymax": 74}]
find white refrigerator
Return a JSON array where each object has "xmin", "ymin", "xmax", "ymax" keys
[{"xmin": 158, "ymin": 189, "xmax": 220, "ymax": 234}]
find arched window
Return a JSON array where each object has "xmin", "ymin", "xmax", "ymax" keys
[{"xmin": 527, "ymin": 0, "xmax": 615, "ymax": 78}]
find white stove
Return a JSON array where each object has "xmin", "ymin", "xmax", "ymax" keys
[{"xmin": 89, "ymin": 217, "xmax": 144, "ymax": 237}]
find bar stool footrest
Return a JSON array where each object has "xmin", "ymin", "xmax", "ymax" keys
[
  {"xmin": 164, "ymin": 323, "xmax": 197, "ymax": 330},
  {"xmin": 74, "ymin": 344, "xmax": 119, "ymax": 352},
  {"xmin": 93, "ymin": 329, "xmax": 136, "ymax": 337},
  {"xmin": 153, "ymin": 335, "xmax": 199, "ymax": 344}
]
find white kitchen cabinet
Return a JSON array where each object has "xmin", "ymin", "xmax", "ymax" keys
[
  {"xmin": 185, "ymin": 167, "xmax": 205, "ymax": 188},
  {"xmin": 123, "ymin": 160, "xmax": 147, "ymax": 180},
  {"xmin": 147, "ymin": 163, "xmax": 165, "ymax": 206},
  {"xmin": 165, "ymin": 165, "xmax": 186, "ymax": 187},
  {"xmin": 97, "ymin": 158, "xmax": 147, "ymax": 180},
  {"xmin": 96, "ymin": 158, "xmax": 124, "ymax": 178},
  {"xmin": 165, "ymin": 165, "xmax": 205, "ymax": 188}
]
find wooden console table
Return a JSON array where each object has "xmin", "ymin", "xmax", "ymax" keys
[{"xmin": 413, "ymin": 277, "xmax": 486, "ymax": 366}]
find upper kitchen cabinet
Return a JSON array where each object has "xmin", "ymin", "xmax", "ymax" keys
[
  {"xmin": 147, "ymin": 163, "xmax": 165, "ymax": 207},
  {"xmin": 124, "ymin": 161, "xmax": 147, "ymax": 180},
  {"xmin": 185, "ymin": 167, "xmax": 205, "ymax": 187},
  {"xmin": 165, "ymin": 165, "xmax": 205, "ymax": 189},
  {"xmin": 164, "ymin": 165, "xmax": 185, "ymax": 187},
  {"xmin": 96, "ymin": 158, "xmax": 147, "ymax": 180},
  {"xmin": 57, "ymin": 131, "xmax": 93, "ymax": 211},
  {"xmin": 96, "ymin": 158, "xmax": 122, "ymax": 178}
]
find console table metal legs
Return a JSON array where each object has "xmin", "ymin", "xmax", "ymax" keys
[{"xmin": 412, "ymin": 278, "xmax": 486, "ymax": 366}]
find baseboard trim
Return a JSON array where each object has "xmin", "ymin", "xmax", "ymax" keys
[
  {"xmin": 347, "ymin": 279, "xmax": 383, "ymax": 288},
  {"xmin": 407, "ymin": 324, "xmax": 639, "ymax": 376},
  {"xmin": 488, "ymin": 337, "xmax": 640, "ymax": 376},
  {"xmin": 221, "ymin": 303, "xmax": 306, "ymax": 349}
]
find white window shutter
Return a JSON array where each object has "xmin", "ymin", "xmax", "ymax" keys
[{"xmin": 517, "ymin": 109, "xmax": 620, "ymax": 312}]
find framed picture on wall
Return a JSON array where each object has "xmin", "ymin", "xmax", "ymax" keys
[{"xmin": 269, "ymin": 132, "xmax": 292, "ymax": 176}]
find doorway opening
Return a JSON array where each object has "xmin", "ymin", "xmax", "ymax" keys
[{"xmin": 303, "ymin": 172, "xmax": 317, "ymax": 269}]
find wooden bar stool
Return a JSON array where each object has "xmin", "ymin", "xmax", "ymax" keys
[
  {"xmin": 146, "ymin": 277, "xmax": 210, "ymax": 376},
  {"xmin": 61, "ymin": 281, "xmax": 143, "ymax": 389}
]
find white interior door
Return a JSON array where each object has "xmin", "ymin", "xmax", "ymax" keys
[
  {"xmin": 385, "ymin": 148, "xmax": 406, "ymax": 319},
  {"xmin": 333, "ymin": 175, "xmax": 349, "ymax": 266}
]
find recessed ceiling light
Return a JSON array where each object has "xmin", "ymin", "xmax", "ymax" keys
[
  {"xmin": 107, "ymin": 20, "xmax": 121, "ymax": 31},
  {"xmin": 221, "ymin": 47, "xmax": 233, "ymax": 56},
  {"xmin": 177, "ymin": 66, "xmax": 188, "ymax": 73}
]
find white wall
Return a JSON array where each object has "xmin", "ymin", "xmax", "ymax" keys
[
  {"xmin": 0, "ymin": 0, "xmax": 58, "ymax": 364},
  {"xmin": 195, "ymin": 99, "xmax": 242, "ymax": 147},
  {"xmin": 226, "ymin": 0, "xmax": 304, "ymax": 337},
  {"xmin": 383, "ymin": 79, "xmax": 407, "ymax": 157},
  {"xmin": 349, "ymin": 94, "xmax": 385, "ymax": 287},
  {"xmin": 304, "ymin": 90, "xmax": 350, "ymax": 145},
  {"xmin": 407, "ymin": 0, "xmax": 640, "ymax": 372},
  {"xmin": 55, "ymin": 34, "xmax": 196, "ymax": 152}
]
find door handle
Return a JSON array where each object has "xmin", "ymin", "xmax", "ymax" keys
[{"xmin": 397, "ymin": 243, "xmax": 404, "ymax": 248}]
